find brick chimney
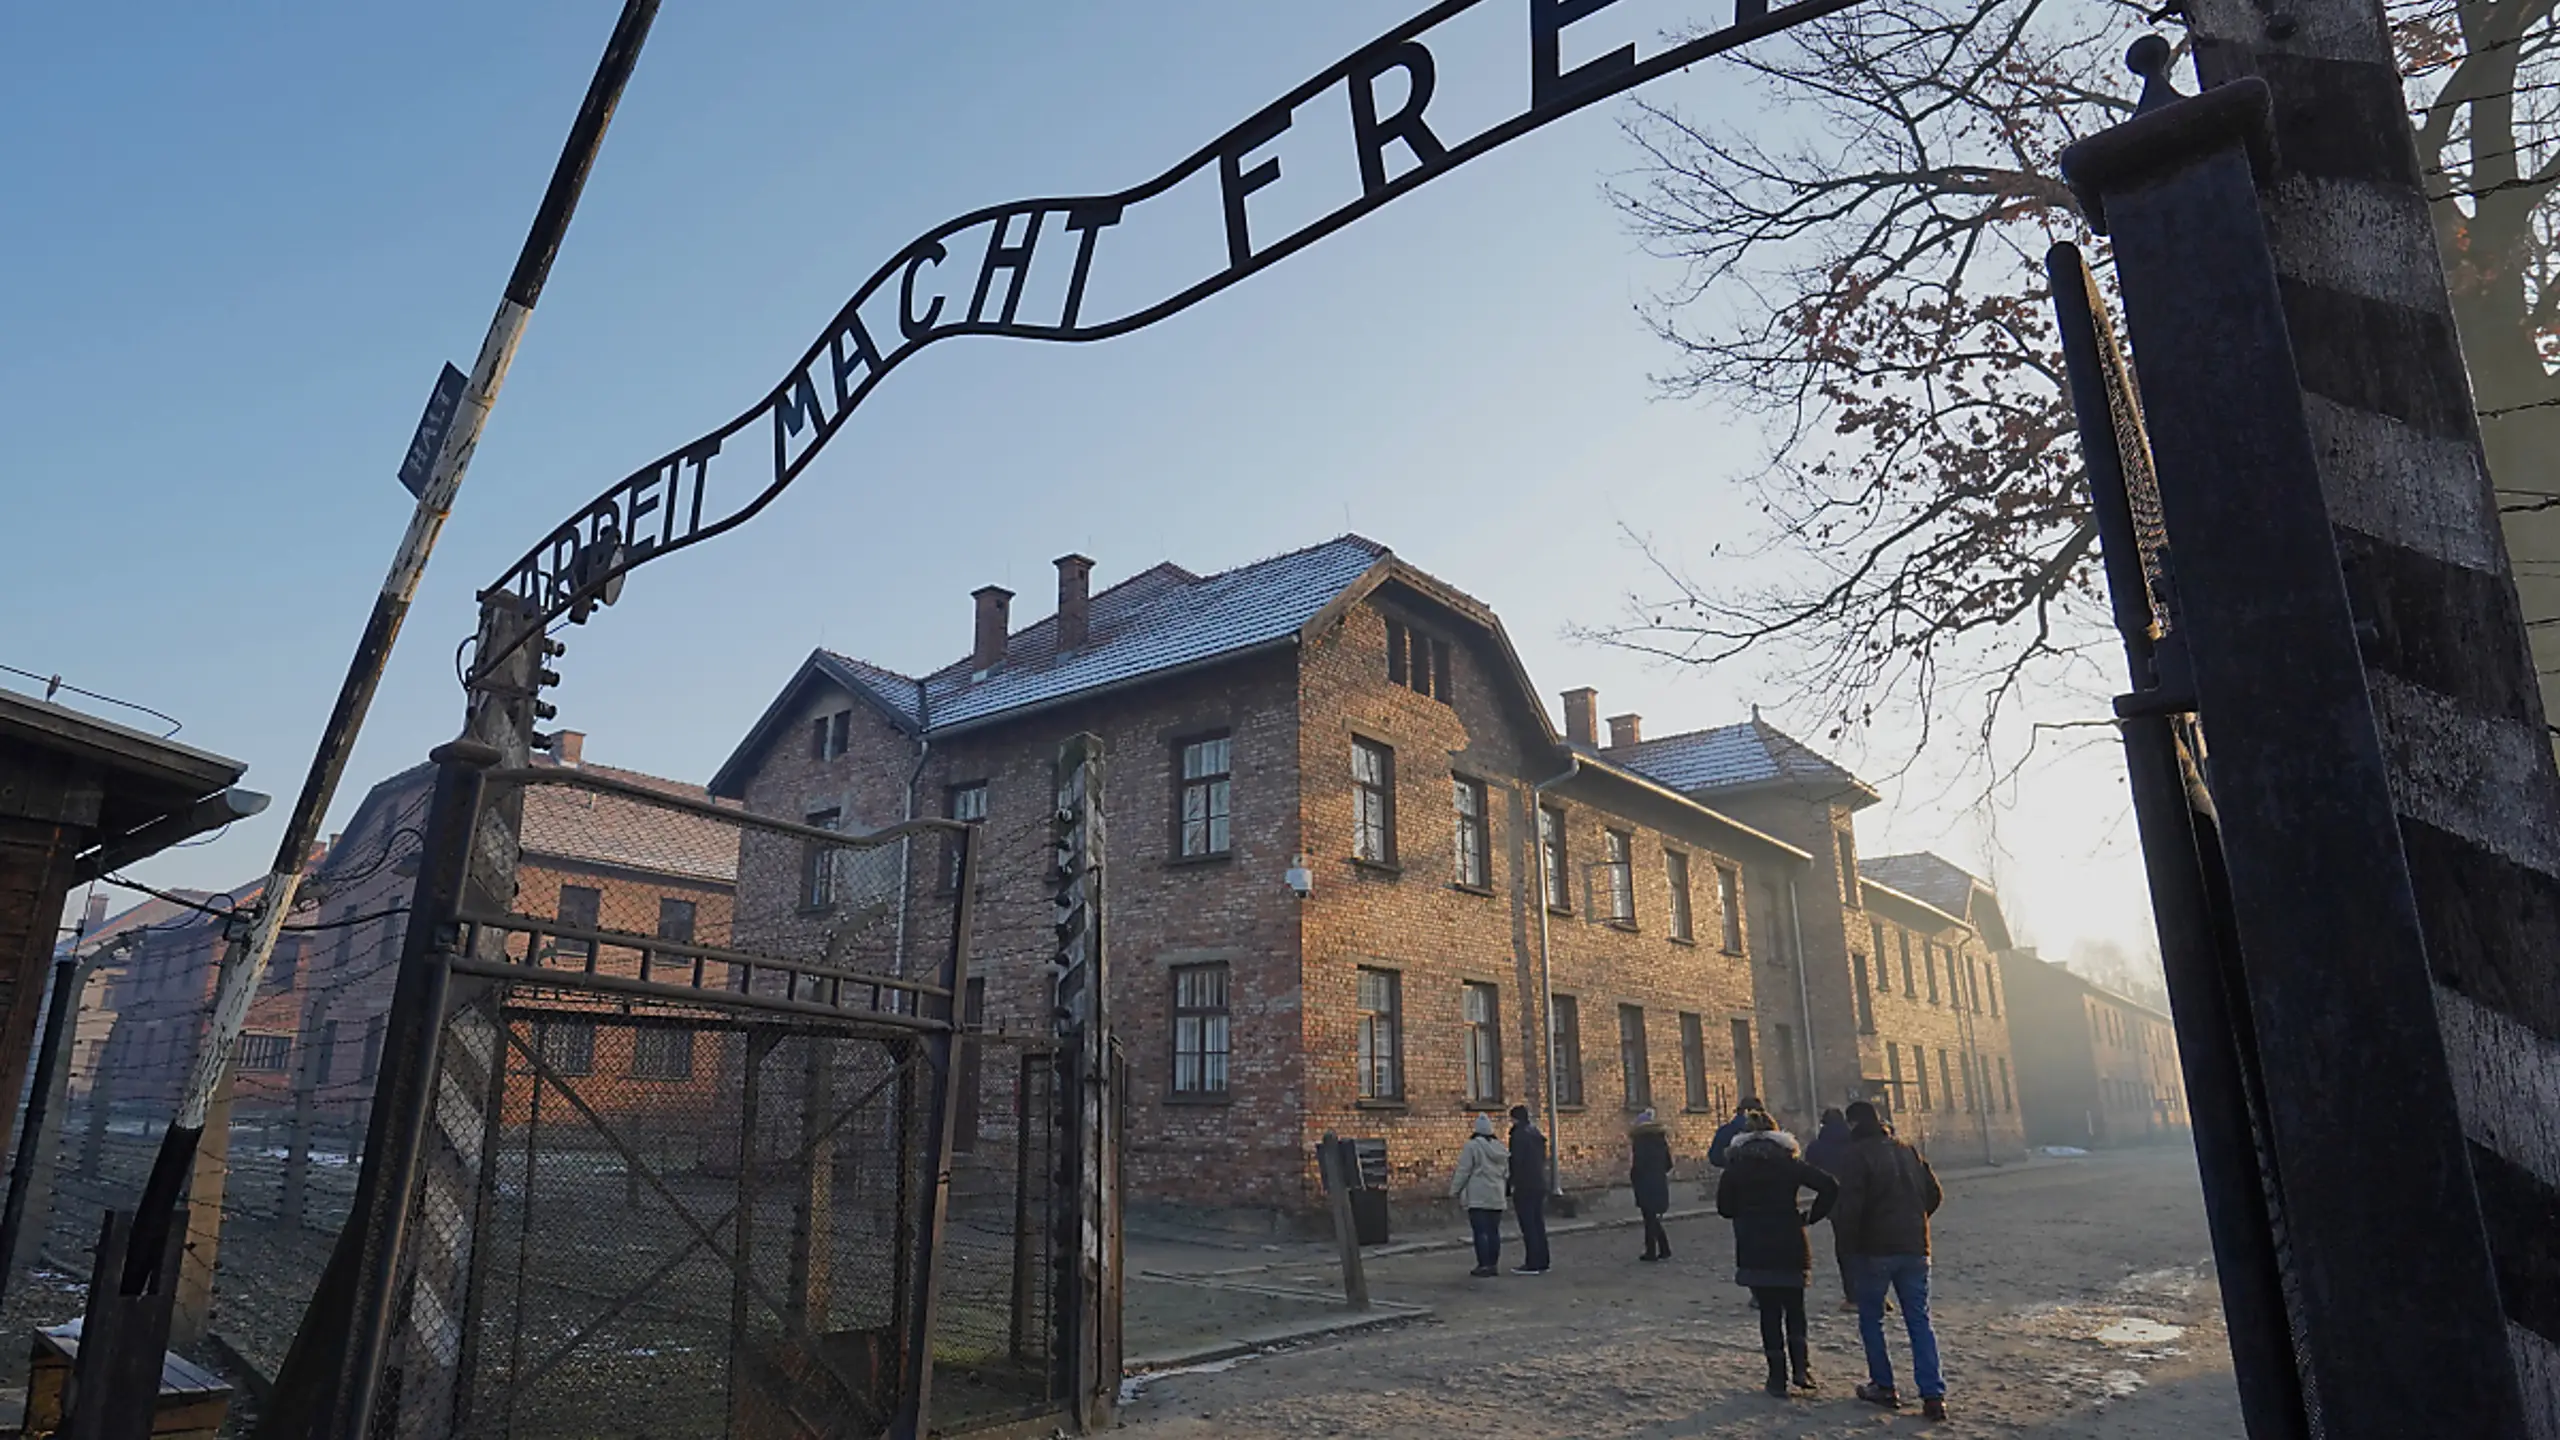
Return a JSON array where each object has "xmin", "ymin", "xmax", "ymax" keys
[
  {"xmin": 1607, "ymin": 713, "xmax": 1642, "ymax": 749},
  {"xmin": 1055, "ymin": 554, "xmax": 1093, "ymax": 651},
  {"xmin": 83, "ymin": 894, "xmax": 107, "ymax": 933},
  {"xmin": 1561, "ymin": 687, "xmax": 1598, "ymax": 747},
  {"xmin": 553, "ymin": 730, "xmax": 584, "ymax": 767},
  {"xmin": 972, "ymin": 586, "xmax": 1014, "ymax": 670}
]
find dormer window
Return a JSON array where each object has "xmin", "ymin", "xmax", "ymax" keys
[{"xmin": 1383, "ymin": 618, "xmax": 1451, "ymax": 702}]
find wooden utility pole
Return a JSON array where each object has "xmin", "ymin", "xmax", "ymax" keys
[
  {"xmin": 2182, "ymin": 4, "xmax": 2560, "ymax": 1427},
  {"xmin": 112, "ymin": 0, "xmax": 664, "ymax": 1315}
]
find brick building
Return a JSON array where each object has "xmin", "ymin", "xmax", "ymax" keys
[
  {"xmin": 1593, "ymin": 724, "xmax": 2029, "ymax": 1163},
  {"xmin": 97, "ymin": 733, "xmax": 738, "ymax": 1126},
  {"xmin": 708, "ymin": 538, "xmax": 1839, "ymax": 1215},
  {"xmin": 2001, "ymin": 946, "xmax": 2190, "ymax": 1148}
]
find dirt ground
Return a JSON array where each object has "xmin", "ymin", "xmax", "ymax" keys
[{"xmin": 1118, "ymin": 1147, "xmax": 2241, "ymax": 1438}]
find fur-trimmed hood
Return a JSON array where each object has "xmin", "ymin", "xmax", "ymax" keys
[{"xmin": 1729, "ymin": 1129, "xmax": 1802, "ymax": 1158}]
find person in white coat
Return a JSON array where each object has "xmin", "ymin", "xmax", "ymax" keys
[{"xmin": 1451, "ymin": 1114, "xmax": 1511, "ymax": 1278}]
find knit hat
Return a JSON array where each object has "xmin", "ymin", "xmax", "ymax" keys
[{"xmin": 1472, "ymin": 1114, "xmax": 1496, "ymax": 1137}]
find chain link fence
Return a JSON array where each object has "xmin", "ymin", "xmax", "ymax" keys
[{"xmin": 2, "ymin": 757, "xmax": 1089, "ymax": 1438}]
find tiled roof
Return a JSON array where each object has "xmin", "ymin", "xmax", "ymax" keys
[
  {"xmin": 1859, "ymin": 852, "xmax": 1980, "ymax": 919},
  {"xmin": 1605, "ymin": 717, "xmax": 1876, "ymax": 805},
  {"xmin": 918, "ymin": 537, "xmax": 1387, "ymax": 732},
  {"xmin": 520, "ymin": 759, "xmax": 740, "ymax": 885},
  {"xmin": 815, "ymin": 651, "xmax": 924, "ymax": 732}
]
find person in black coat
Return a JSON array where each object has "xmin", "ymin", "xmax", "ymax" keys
[
  {"xmin": 1803, "ymin": 1107, "xmax": 1855, "ymax": 1309},
  {"xmin": 1507, "ymin": 1105, "xmax": 1552, "ymax": 1274},
  {"xmin": 1629, "ymin": 1110, "xmax": 1676, "ymax": 1260},
  {"xmin": 1716, "ymin": 1109, "xmax": 1842, "ymax": 1398}
]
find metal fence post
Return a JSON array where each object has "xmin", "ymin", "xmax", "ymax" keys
[
  {"xmin": 2050, "ymin": 238, "xmax": 2308, "ymax": 1440},
  {"xmin": 317, "ymin": 738, "xmax": 495, "ymax": 1438},
  {"xmin": 1050, "ymin": 735, "xmax": 1111, "ymax": 1432},
  {"xmin": 892, "ymin": 819, "xmax": 977, "ymax": 1440},
  {"xmin": 2058, "ymin": 52, "xmax": 2527, "ymax": 1434}
]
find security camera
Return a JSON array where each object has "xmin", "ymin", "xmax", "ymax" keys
[{"xmin": 1284, "ymin": 856, "xmax": 1313, "ymax": 899}]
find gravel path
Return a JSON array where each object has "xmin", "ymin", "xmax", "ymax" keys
[{"xmin": 1118, "ymin": 1147, "xmax": 2239, "ymax": 1437}]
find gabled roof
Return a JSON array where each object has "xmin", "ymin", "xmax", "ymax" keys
[
  {"xmin": 1604, "ymin": 716, "xmax": 1880, "ymax": 810},
  {"xmin": 1860, "ymin": 851, "xmax": 2014, "ymax": 950},
  {"xmin": 709, "ymin": 537, "xmax": 1391, "ymax": 795},
  {"xmin": 919, "ymin": 537, "xmax": 1388, "ymax": 733},
  {"xmin": 706, "ymin": 533, "xmax": 1826, "ymax": 875}
]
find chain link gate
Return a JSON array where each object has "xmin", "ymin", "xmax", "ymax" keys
[{"xmin": 290, "ymin": 755, "xmax": 1095, "ymax": 1439}]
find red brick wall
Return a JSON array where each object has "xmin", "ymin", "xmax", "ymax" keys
[
  {"xmin": 1295, "ymin": 593, "xmax": 1770, "ymax": 1204},
  {"xmin": 1851, "ymin": 900, "xmax": 2026, "ymax": 1162}
]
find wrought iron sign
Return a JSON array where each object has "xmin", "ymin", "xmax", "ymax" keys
[{"xmin": 481, "ymin": 0, "xmax": 1861, "ymax": 644}]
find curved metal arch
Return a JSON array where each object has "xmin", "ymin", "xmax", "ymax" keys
[{"xmin": 475, "ymin": 0, "xmax": 1861, "ymax": 671}]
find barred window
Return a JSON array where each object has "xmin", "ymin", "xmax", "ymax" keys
[
  {"xmin": 236, "ymin": 1033, "xmax": 291, "ymax": 1073},
  {"xmin": 1179, "ymin": 736, "xmax": 1232, "ymax": 858},
  {"xmin": 630, "ymin": 1027, "xmax": 695, "ymax": 1081},
  {"xmin": 1172, "ymin": 964, "xmax": 1231, "ymax": 1096},
  {"xmin": 1356, "ymin": 967, "xmax": 1401, "ymax": 1100},
  {"xmin": 542, "ymin": 1020, "xmax": 596, "ymax": 1077}
]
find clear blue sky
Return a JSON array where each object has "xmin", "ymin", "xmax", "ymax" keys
[{"xmin": 2, "ymin": 1, "xmax": 2155, "ymax": 963}]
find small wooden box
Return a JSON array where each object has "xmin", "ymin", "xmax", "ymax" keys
[{"xmin": 23, "ymin": 1320, "xmax": 231, "ymax": 1440}]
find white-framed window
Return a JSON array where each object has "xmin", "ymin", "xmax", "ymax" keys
[
  {"xmin": 1540, "ymin": 807, "xmax": 1571, "ymax": 911},
  {"xmin": 1179, "ymin": 735, "xmax": 1233, "ymax": 857},
  {"xmin": 1452, "ymin": 777, "xmax": 1489, "ymax": 888},
  {"xmin": 1603, "ymin": 830, "xmax": 1635, "ymax": 925},
  {"xmin": 1462, "ymin": 982, "xmax": 1501, "ymax": 1104},
  {"xmin": 1352, "ymin": 739, "xmax": 1396, "ymax": 865},
  {"xmin": 945, "ymin": 783, "xmax": 987, "ymax": 890},
  {"xmin": 1716, "ymin": 866, "xmax": 1743, "ymax": 952},
  {"xmin": 1665, "ymin": 850, "xmax": 1694, "ymax": 941},
  {"xmin": 1357, "ymin": 967, "xmax": 1402, "ymax": 1100},
  {"xmin": 802, "ymin": 809, "xmax": 840, "ymax": 908}
]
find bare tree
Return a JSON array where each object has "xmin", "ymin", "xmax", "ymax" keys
[{"xmin": 1597, "ymin": 0, "xmax": 2560, "ymax": 753}]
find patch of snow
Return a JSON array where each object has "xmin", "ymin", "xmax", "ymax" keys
[
  {"xmin": 2039, "ymin": 1145, "xmax": 2090, "ymax": 1157},
  {"xmin": 2095, "ymin": 1317, "xmax": 2186, "ymax": 1346},
  {"xmin": 1120, "ymin": 1355, "xmax": 1252, "ymax": 1405}
]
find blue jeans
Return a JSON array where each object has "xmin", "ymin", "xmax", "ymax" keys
[
  {"xmin": 1467, "ymin": 1208, "xmax": 1503, "ymax": 1270},
  {"xmin": 1853, "ymin": 1254, "xmax": 1944, "ymax": 1399}
]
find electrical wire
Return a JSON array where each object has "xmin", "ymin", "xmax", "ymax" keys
[{"xmin": 0, "ymin": 662, "xmax": 184, "ymax": 737}]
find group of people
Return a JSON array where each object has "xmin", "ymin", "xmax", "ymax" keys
[{"xmin": 1449, "ymin": 1097, "xmax": 1948, "ymax": 1420}]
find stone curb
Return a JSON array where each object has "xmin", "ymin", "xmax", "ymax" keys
[{"xmin": 1123, "ymin": 1304, "xmax": 1433, "ymax": 1372}]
